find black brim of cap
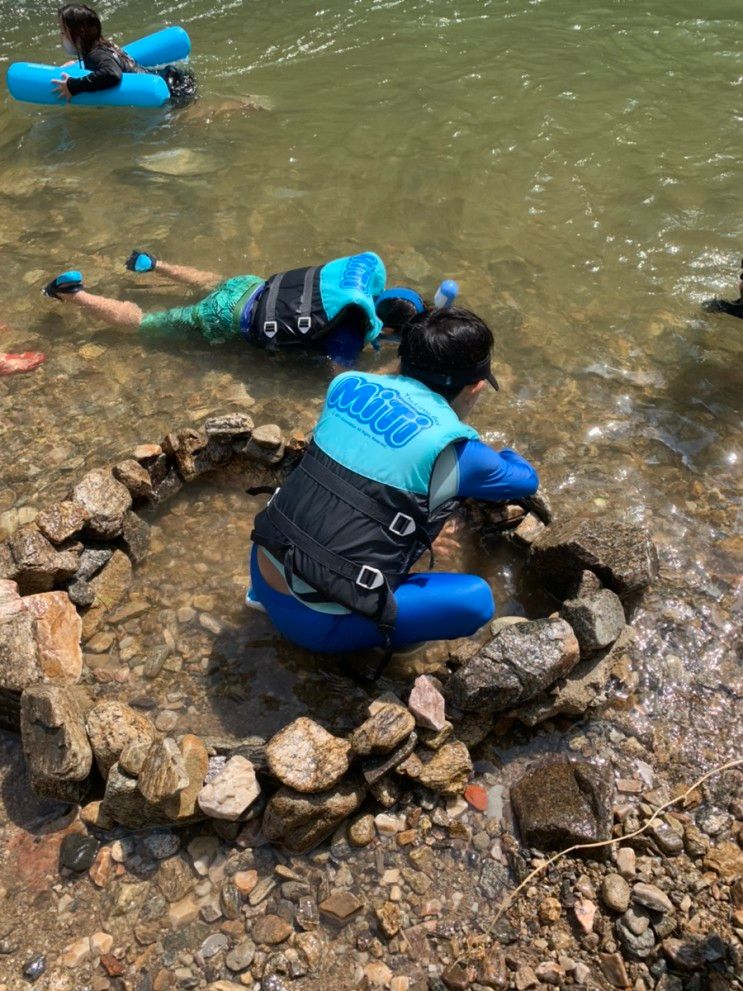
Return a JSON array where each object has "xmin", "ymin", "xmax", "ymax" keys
[{"xmin": 486, "ymin": 369, "xmax": 499, "ymax": 391}]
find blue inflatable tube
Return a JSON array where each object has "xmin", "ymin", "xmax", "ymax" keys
[{"xmin": 6, "ymin": 26, "xmax": 191, "ymax": 108}]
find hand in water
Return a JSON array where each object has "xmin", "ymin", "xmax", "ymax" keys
[
  {"xmin": 51, "ymin": 74, "xmax": 72, "ymax": 101},
  {"xmin": 432, "ymin": 517, "xmax": 464, "ymax": 563},
  {"xmin": 125, "ymin": 250, "xmax": 157, "ymax": 273}
]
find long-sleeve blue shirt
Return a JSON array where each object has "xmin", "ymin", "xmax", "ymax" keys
[{"xmin": 430, "ymin": 439, "xmax": 538, "ymax": 510}]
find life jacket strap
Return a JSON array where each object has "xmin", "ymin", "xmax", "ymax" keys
[
  {"xmin": 262, "ymin": 271, "xmax": 285, "ymax": 338},
  {"xmin": 297, "ymin": 266, "xmax": 317, "ymax": 334},
  {"xmin": 298, "ymin": 451, "xmax": 434, "ymax": 565}
]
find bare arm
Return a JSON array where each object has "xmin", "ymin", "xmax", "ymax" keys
[
  {"xmin": 61, "ymin": 290, "xmax": 142, "ymax": 331},
  {"xmin": 156, "ymin": 260, "xmax": 223, "ymax": 292}
]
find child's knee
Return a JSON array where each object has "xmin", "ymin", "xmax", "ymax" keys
[{"xmin": 460, "ymin": 577, "xmax": 495, "ymax": 632}]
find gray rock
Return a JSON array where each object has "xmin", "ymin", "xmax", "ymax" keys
[
  {"xmin": 622, "ymin": 905, "xmax": 651, "ymax": 935},
  {"xmin": 560, "ymin": 588, "xmax": 626, "ymax": 655},
  {"xmin": 631, "ymin": 882, "xmax": 673, "ymax": 914},
  {"xmin": 226, "ymin": 938, "xmax": 256, "ymax": 972},
  {"xmin": 262, "ymin": 777, "xmax": 366, "ymax": 853},
  {"xmin": 616, "ymin": 915, "xmax": 656, "ymax": 959},
  {"xmin": 20, "ymin": 684, "xmax": 93, "ymax": 802},
  {"xmin": 266, "ymin": 717, "xmax": 351, "ymax": 793},
  {"xmin": 75, "ymin": 549, "xmax": 112, "ymax": 582},
  {"xmin": 647, "ymin": 821, "xmax": 684, "ymax": 856},
  {"xmin": 361, "ymin": 732, "xmax": 417, "ymax": 785},
  {"xmin": 446, "ymin": 618, "xmax": 580, "ymax": 713},
  {"xmin": 66, "ymin": 579, "xmax": 94, "ymax": 607},
  {"xmin": 511, "ymin": 757, "xmax": 613, "ymax": 852},
  {"xmin": 121, "ymin": 511, "xmax": 151, "ymax": 565},
  {"xmin": 101, "ymin": 764, "xmax": 169, "ymax": 828},
  {"xmin": 0, "ymin": 586, "xmax": 40, "ymax": 693},
  {"xmin": 73, "ymin": 468, "xmax": 132, "ymax": 539},
  {"xmin": 204, "ymin": 414, "xmax": 254, "ymax": 439},
  {"xmin": 529, "ymin": 515, "xmax": 659, "ymax": 598},
  {"xmin": 59, "ymin": 834, "xmax": 98, "ymax": 872},
  {"xmin": 3, "ymin": 526, "xmax": 79, "ymax": 594}
]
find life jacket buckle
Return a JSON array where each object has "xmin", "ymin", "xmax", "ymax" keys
[
  {"xmin": 356, "ymin": 565, "xmax": 384, "ymax": 590},
  {"xmin": 389, "ymin": 512, "xmax": 416, "ymax": 538},
  {"xmin": 297, "ymin": 316, "xmax": 312, "ymax": 334},
  {"xmin": 263, "ymin": 320, "xmax": 278, "ymax": 338}
]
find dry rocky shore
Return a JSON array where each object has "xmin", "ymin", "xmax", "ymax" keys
[{"xmin": 0, "ymin": 413, "xmax": 740, "ymax": 991}]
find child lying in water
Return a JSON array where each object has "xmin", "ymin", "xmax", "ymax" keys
[{"xmin": 52, "ymin": 3, "xmax": 195, "ymax": 103}]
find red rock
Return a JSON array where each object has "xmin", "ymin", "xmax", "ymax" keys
[
  {"xmin": 100, "ymin": 953, "xmax": 125, "ymax": 977},
  {"xmin": 464, "ymin": 784, "xmax": 488, "ymax": 812},
  {"xmin": 0, "ymin": 351, "xmax": 45, "ymax": 375}
]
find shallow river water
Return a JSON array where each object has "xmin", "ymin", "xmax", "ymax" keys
[{"xmin": 0, "ymin": 0, "xmax": 741, "ymax": 835}]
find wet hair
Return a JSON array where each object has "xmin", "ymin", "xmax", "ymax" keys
[
  {"xmin": 398, "ymin": 306, "xmax": 494, "ymax": 400},
  {"xmin": 58, "ymin": 4, "xmax": 104, "ymax": 57}
]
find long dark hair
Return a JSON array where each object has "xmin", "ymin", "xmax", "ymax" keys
[{"xmin": 58, "ymin": 4, "xmax": 105, "ymax": 57}]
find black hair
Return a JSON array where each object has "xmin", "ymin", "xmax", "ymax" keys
[
  {"xmin": 398, "ymin": 306, "xmax": 494, "ymax": 400},
  {"xmin": 58, "ymin": 4, "xmax": 104, "ymax": 57},
  {"xmin": 376, "ymin": 296, "xmax": 422, "ymax": 334}
]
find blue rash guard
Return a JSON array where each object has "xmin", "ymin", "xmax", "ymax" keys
[{"xmin": 248, "ymin": 437, "xmax": 538, "ymax": 653}]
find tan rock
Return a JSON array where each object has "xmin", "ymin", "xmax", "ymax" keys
[
  {"xmin": 233, "ymin": 870, "xmax": 258, "ymax": 896},
  {"xmin": 90, "ymin": 932, "xmax": 113, "ymax": 956},
  {"xmin": 61, "ymin": 936, "xmax": 91, "ymax": 968},
  {"xmin": 348, "ymin": 813, "xmax": 376, "ymax": 847},
  {"xmin": 350, "ymin": 702, "xmax": 415, "ymax": 757},
  {"xmin": 86, "ymin": 700, "xmax": 155, "ymax": 776},
  {"xmin": 262, "ymin": 778, "xmax": 366, "ymax": 853},
  {"xmin": 73, "ymin": 468, "xmax": 132, "ymax": 539},
  {"xmin": 251, "ymin": 914, "xmax": 292, "ymax": 945},
  {"xmin": 89, "ymin": 847, "xmax": 115, "ymax": 888},
  {"xmin": 82, "ymin": 550, "xmax": 133, "ymax": 640},
  {"xmin": 266, "ymin": 717, "xmax": 351, "ymax": 793},
  {"xmin": 20, "ymin": 684, "xmax": 93, "ymax": 802},
  {"xmin": 415, "ymin": 741, "xmax": 472, "ymax": 795},
  {"xmin": 138, "ymin": 738, "xmax": 189, "ymax": 804},
  {"xmin": 35, "ymin": 501, "xmax": 90, "ymax": 545},
  {"xmin": 168, "ymin": 895, "xmax": 200, "ymax": 927},
  {"xmin": 162, "ymin": 734, "xmax": 208, "ymax": 820},
  {"xmin": 376, "ymin": 901, "xmax": 402, "ymax": 938},
  {"xmin": 23, "ymin": 590, "xmax": 82, "ymax": 682},
  {"xmin": 319, "ymin": 890, "xmax": 363, "ymax": 922},
  {"xmin": 703, "ymin": 841, "xmax": 743, "ymax": 881},
  {"xmin": 364, "ymin": 962, "xmax": 393, "ymax": 987}
]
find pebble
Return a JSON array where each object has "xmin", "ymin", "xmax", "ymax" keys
[
  {"xmin": 200, "ymin": 932, "xmax": 228, "ymax": 959},
  {"xmin": 233, "ymin": 869, "xmax": 258, "ymax": 895},
  {"xmin": 623, "ymin": 905, "xmax": 651, "ymax": 935},
  {"xmin": 225, "ymin": 938, "xmax": 255, "ymax": 972},
  {"xmin": 632, "ymin": 882, "xmax": 673, "ymax": 914},
  {"xmin": 514, "ymin": 964, "xmax": 539, "ymax": 989},
  {"xmin": 248, "ymin": 876, "xmax": 277, "ymax": 906},
  {"xmin": 23, "ymin": 955, "xmax": 45, "ymax": 982},
  {"xmin": 599, "ymin": 952, "xmax": 629, "ymax": 988},
  {"xmin": 538, "ymin": 896, "xmax": 562, "ymax": 924},
  {"xmin": 155, "ymin": 710, "xmax": 178, "ymax": 733},
  {"xmin": 348, "ymin": 814, "xmax": 376, "ymax": 847},
  {"xmin": 61, "ymin": 936, "xmax": 91, "ymax": 968},
  {"xmin": 319, "ymin": 890, "xmax": 363, "ymax": 922},
  {"xmin": 143, "ymin": 832, "xmax": 180, "ymax": 861},
  {"xmin": 374, "ymin": 812, "xmax": 405, "ymax": 835},
  {"xmin": 59, "ymin": 834, "xmax": 98, "ymax": 873},
  {"xmin": 601, "ymin": 873, "xmax": 631, "ymax": 913},
  {"xmin": 573, "ymin": 897, "xmax": 596, "ymax": 933},
  {"xmin": 252, "ymin": 914, "xmax": 293, "ymax": 945},
  {"xmin": 616, "ymin": 846, "xmax": 636, "ymax": 878}
]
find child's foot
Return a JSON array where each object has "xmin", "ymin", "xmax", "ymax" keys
[
  {"xmin": 42, "ymin": 271, "xmax": 84, "ymax": 299},
  {"xmin": 125, "ymin": 250, "xmax": 157, "ymax": 273},
  {"xmin": 0, "ymin": 352, "xmax": 46, "ymax": 375}
]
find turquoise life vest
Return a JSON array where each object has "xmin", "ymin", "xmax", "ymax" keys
[
  {"xmin": 251, "ymin": 372, "xmax": 479, "ymax": 637},
  {"xmin": 250, "ymin": 252, "xmax": 386, "ymax": 349}
]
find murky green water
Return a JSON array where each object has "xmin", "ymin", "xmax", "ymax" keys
[{"xmin": 1, "ymin": 1, "xmax": 741, "ymax": 773}]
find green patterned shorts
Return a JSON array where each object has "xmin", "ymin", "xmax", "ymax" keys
[{"xmin": 139, "ymin": 275, "xmax": 264, "ymax": 344}]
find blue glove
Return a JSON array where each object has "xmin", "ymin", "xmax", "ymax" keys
[
  {"xmin": 125, "ymin": 250, "xmax": 157, "ymax": 273},
  {"xmin": 42, "ymin": 270, "xmax": 84, "ymax": 299}
]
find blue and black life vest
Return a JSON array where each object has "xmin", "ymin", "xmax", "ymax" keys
[
  {"xmin": 251, "ymin": 372, "xmax": 478, "ymax": 637},
  {"xmin": 249, "ymin": 252, "xmax": 386, "ymax": 349}
]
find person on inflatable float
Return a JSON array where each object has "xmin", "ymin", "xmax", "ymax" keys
[
  {"xmin": 43, "ymin": 251, "xmax": 424, "ymax": 373},
  {"xmin": 53, "ymin": 4, "xmax": 195, "ymax": 103},
  {"xmin": 247, "ymin": 304, "xmax": 539, "ymax": 667}
]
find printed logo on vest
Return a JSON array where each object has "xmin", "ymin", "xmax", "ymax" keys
[
  {"xmin": 327, "ymin": 375, "xmax": 434, "ymax": 448},
  {"xmin": 339, "ymin": 253, "xmax": 378, "ymax": 295}
]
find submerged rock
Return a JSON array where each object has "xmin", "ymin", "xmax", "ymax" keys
[
  {"xmin": 86, "ymin": 700, "xmax": 156, "ymax": 776},
  {"xmin": 266, "ymin": 717, "xmax": 351, "ymax": 793},
  {"xmin": 511, "ymin": 757, "xmax": 613, "ymax": 852},
  {"xmin": 81, "ymin": 550, "xmax": 133, "ymax": 639},
  {"xmin": 73, "ymin": 468, "xmax": 132, "ymax": 539},
  {"xmin": 262, "ymin": 778, "xmax": 366, "ymax": 853},
  {"xmin": 121, "ymin": 511, "xmax": 151, "ymax": 565},
  {"xmin": 197, "ymin": 755, "xmax": 260, "ymax": 820},
  {"xmin": 530, "ymin": 515, "xmax": 659, "ymax": 599},
  {"xmin": 204, "ymin": 414, "xmax": 254, "ymax": 439},
  {"xmin": 446, "ymin": 618, "xmax": 580, "ymax": 714},
  {"xmin": 20, "ymin": 684, "xmax": 93, "ymax": 802},
  {"xmin": 560, "ymin": 587, "xmax": 626, "ymax": 655}
]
